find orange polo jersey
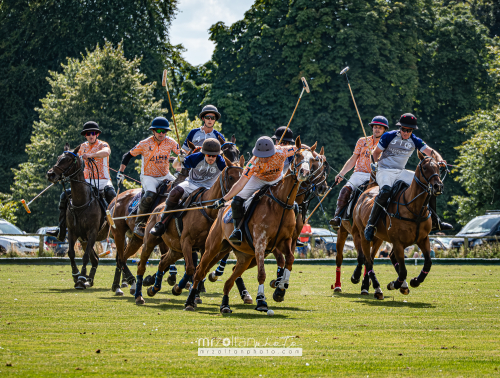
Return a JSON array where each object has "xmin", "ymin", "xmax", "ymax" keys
[
  {"xmin": 243, "ymin": 145, "xmax": 297, "ymax": 182},
  {"xmin": 78, "ymin": 140, "xmax": 111, "ymax": 180},
  {"xmin": 130, "ymin": 136, "xmax": 180, "ymax": 177}
]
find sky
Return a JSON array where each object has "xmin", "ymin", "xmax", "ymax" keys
[{"xmin": 169, "ymin": 0, "xmax": 255, "ymax": 66}]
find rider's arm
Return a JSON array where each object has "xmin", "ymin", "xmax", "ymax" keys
[
  {"xmin": 89, "ymin": 147, "xmax": 110, "ymax": 159},
  {"xmin": 119, "ymin": 152, "xmax": 134, "ymax": 172},
  {"xmin": 172, "ymin": 158, "xmax": 182, "ymax": 170},
  {"xmin": 222, "ymin": 175, "xmax": 249, "ymax": 201},
  {"xmin": 372, "ymin": 146, "xmax": 383, "ymax": 163},
  {"xmin": 334, "ymin": 154, "xmax": 359, "ymax": 184}
]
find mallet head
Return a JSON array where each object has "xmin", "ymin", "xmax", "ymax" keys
[
  {"xmin": 21, "ymin": 199, "xmax": 31, "ymax": 214},
  {"xmin": 162, "ymin": 69, "xmax": 167, "ymax": 87},
  {"xmin": 106, "ymin": 210, "xmax": 116, "ymax": 229},
  {"xmin": 340, "ymin": 66, "xmax": 350, "ymax": 75},
  {"xmin": 301, "ymin": 77, "xmax": 310, "ymax": 93}
]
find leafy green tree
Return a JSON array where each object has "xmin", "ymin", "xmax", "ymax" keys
[
  {"xmin": 10, "ymin": 42, "xmax": 164, "ymax": 231},
  {"xmin": 0, "ymin": 0, "xmax": 178, "ymax": 193},
  {"xmin": 206, "ymin": 0, "xmax": 495, "ymax": 226}
]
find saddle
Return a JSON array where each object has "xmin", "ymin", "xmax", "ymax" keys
[
  {"xmin": 170, "ymin": 187, "xmax": 209, "ymax": 237},
  {"xmin": 342, "ymin": 180, "xmax": 370, "ymax": 221},
  {"xmin": 128, "ymin": 180, "xmax": 171, "ymax": 215},
  {"xmin": 381, "ymin": 180, "xmax": 410, "ymax": 228}
]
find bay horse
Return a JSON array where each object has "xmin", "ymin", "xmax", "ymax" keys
[
  {"xmin": 109, "ymin": 137, "xmax": 241, "ymax": 297},
  {"xmin": 134, "ymin": 155, "xmax": 246, "ymax": 305},
  {"xmin": 185, "ymin": 137, "xmax": 314, "ymax": 313},
  {"xmin": 351, "ymin": 151, "xmax": 444, "ymax": 299},
  {"xmin": 47, "ymin": 146, "xmax": 109, "ymax": 289}
]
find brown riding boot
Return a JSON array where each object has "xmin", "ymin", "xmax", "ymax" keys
[{"xmin": 329, "ymin": 186, "xmax": 353, "ymax": 229}]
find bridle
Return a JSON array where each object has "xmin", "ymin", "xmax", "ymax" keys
[
  {"xmin": 51, "ymin": 151, "xmax": 85, "ymax": 183},
  {"xmin": 219, "ymin": 165, "xmax": 244, "ymax": 197}
]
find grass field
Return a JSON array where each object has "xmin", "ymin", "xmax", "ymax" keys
[{"xmin": 0, "ymin": 263, "xmax": 499, "ymax": 377}]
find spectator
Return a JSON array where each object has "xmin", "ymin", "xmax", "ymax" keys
[
  {"xmin": 299, "ymin": 223, "xmax": 312, "ymax": 244},
  {"xmin": 412, "ymin": 250, "xmax": 420, "ymax": 258},
  {"xmin": 430, "ymin": 244, "xmax": 437, "ymax": 258},
  {"xmin": 378, "ymin": 244, "xmax": 391, "ymax": 258}
]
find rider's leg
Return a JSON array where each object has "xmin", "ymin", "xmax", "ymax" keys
[
  {"xmin": 46, "ymin": 189, "xmax": 70, "ymax": 241},
  {"xmin": 330, "ymin": 185, "xmax": 353, "ymax": 229},
  {"xmin": 133, "ymin": 190, "xmax": 156, "ymax": 237},
  {"xmin": 429, "ymin": 195, "xmax": 453, "ymax": 231},
  {"xmin": 150, "ymin": 185, "xmax": 185, "ymax": 237},
  {"xmin": 364, "ymin": 185, "xmax": 392, "ymax": 242},
  {"xmin": 228, "ymin": 196, "xmax": 245, "ymax": 245}
]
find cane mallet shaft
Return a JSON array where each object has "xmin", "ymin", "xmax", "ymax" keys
[
  {"xmin": 278, "ymin": 77, "xmax": 310, "ymax": 145},
  {"xmin": 112, "ymin": 205, "xmax": 211, "ymax": 221},
  {"xmin": 162, "ymin": 69, "xmax": 181, "ymax": 147},
  {"xmin": 304, "ymin": 184, "xmax": 336, "ymax": 224},
  {"xmin": 21, "ymin": 183, "xmax": 55, "ymax": 213}
]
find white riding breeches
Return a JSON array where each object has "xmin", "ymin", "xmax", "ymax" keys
[
  {"xmin": 376, "ymin": 168, "xmax": 414, "ymax": 189},
  {"xmin": 177, "ymin": 180, "xmax": 208, "ymax": 199},
  {"xmin": 140, "ymin": 173, "xmax": 176, "ymax": 193},
  {"xmin": 345, "ymin": 171, "xmax": 371, "ymax": 190},
  {"xmin": 238, "ymin": 174, "xmax": 283, "ymax": 200}
]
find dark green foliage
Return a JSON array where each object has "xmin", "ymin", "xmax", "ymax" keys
[
  {"xmin": 11, "ymin": 42, "xmax": 164, "ymax": 231},
  {"xmin": 0, "ymin": 0, "xmax": 178, "ymax": 193},
  {"xmin": 207, "ymin": 0, "xmax": 496, "ymax": 227}
]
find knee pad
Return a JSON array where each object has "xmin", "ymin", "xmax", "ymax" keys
[
  {"xmin": 380, "ymin": 185, "xmax": 392, "ymax": 195},
  {"xmin": 142, "ymin": 191, "xmax": 156, "ymax": 205},
  {"xmin": 168, "ymin": 186, "xmax": 185, "ymax": 203},
  {"xmin": 231, "ymin": 196, "xmax": 245, "ymax": 220},
  {"xmin": 60, "ymin": 189, "xmax": 71, "ymax": 209},
  {"xmin": 104, "ymin": 186, "xmax": 116, "ymax": 203}
]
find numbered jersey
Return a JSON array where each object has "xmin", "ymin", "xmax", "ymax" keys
[
  {"xmin": 78, "ymin": 140, "xmax": 111, "ymax": 180},
  {"xmin": 377, "ymin": 130, "xmax": 427, "ymax": 170},
  {"xmin": 130, "ymin": 136, "xmax": 180, "ymax": 177},
  {"xmin": 183, "ymin": 152, "xmax": 226, "ymax": 187},
  {"xmin": 243, "ymin": 146, "xmax": 297, "ymax": 182}
]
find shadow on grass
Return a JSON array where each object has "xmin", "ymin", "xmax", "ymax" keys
[
  {"xmin": 47, "ymin": 288, "xmax": 112, "ymax": 293},
  {"xmin": 353, "ymin": 300, "xmax": 435, "ymax": 308}
]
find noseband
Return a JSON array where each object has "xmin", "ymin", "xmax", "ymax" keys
[
  {"xmin": 219, "ymin": 165, "xmax": 244, "ymax": 197},
  {"xmin": 51, "ymin": 151, "xmax": 84, "ymax": 182},
  {"xmin": 414, "ymin": 156, "xmax": 441, "ymax": 195}
]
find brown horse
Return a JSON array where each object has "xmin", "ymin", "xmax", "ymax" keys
[
  {"xmin": 185, "ymin": 137, "xmax": 315, "ymax": 313},
  {"xmin": 133, "ymin": 155, "xmax": 246, "ymax": 305},
  {"xmin": 351, "ymin": 151, "xmax": 444, "ymax": 299}
]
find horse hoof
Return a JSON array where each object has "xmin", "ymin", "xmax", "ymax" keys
[
  {"xmin": 387, "ymin": 282, "xmax": 396, "ymax": 291},
  {"xmin": 273, "ymin": 288, "xmax": 286, "ymax": 303},
  {"xmin": 147, "ymin": 287, "xmax": 157, "ymax": 297},
  {"xmin": 270, "ymin": 279, "xmax": 276, "ymax": 289},
  {"xmin": 400, "ymin": 287, "xmax": 410, "ymax": 295},
  {"xmin": 410, "ymin": 278, "xmax": 420, "ymax": 288},
  {"xmin": 184, "ymin": 306, "xmax": 196, "ymax": 312},
  {"xmin": 333, "ymin": 286, "xmax": 342, "ymax": 293},
  {"xmin": 351, "ymin": 276, "xmax": 360, "ymax": 284},
  {"xmin": 84, "ymin": 281, "xmax": 91, "ymax": 288},
  {"xmin": 220, "ymin": 306, "xmax": 232, "ymax": 314},
  {"xmin": 121, "ymin": 282, "xmax": 129, "ymax": 288},
  {"xmin": 143, "ymin": 275, "xmax": 154, "ymax": 287},
  {"xmin": 194, "ymin": 297, "xmax": 202, "ymax": 304},
  {"xmin": 374, "ymin": 292, "xmax": 384, "ymax": 300},
  {"xmin": 208, "ymin": 272, "xmax": 218, "ymax": 283},
  {"xmin": 115, "ymin": 288, "xmax": 124, "ymax": 296},
  {"xmin": 185, "ymin": 282, "xmax": 191, "ymax": 290},
  {"xmin": 171, "ymin": 285, "xmax": 182, "ymax": 296},
  {"xmin": 135, "ymin": 297, "xmax": 145, "ymax": 305},
  {"xmin": 241, "ymin": 291, "xmax": 253, "ymax": 304},
  {"xmin": 360, "ymin": 289, "xmax": 369, "ymax": 295},
  {"xmin": 167, "ymin": 274, "xmax": 176, "ymax": 286},
  {"xmin": 255, "ymin": 301, "xmax": 269, "ymax": 312}
]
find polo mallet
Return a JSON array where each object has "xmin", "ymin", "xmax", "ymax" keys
[
  {"xmin": 21, "ymin": 183, "xmax": 55, "ymax": 214},
  {"xmin": 278, "ymin": 77, "xmax": 310, "ymax": 144},
  {"xmin": 102, "ymin": 182, "xmax": 124, "ymax": 257},
  {"xmin": 162, "ymin": 69, "xmax": 181, "ymax": 147}
]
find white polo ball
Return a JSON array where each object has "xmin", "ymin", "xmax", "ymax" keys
[{"xmin": 267, "ymin": 309, "xmax": 274, "ymax": 316}]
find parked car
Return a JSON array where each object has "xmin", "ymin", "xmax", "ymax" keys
[
  {"xmin": 430, "ymin": 237, "xmax": 453, "ymax": 250},
  {"xmin": 0, "ymin": 219, "xmax": 46, "ymax": 255},
  {"xmin": 310, "ymin": 227, "xmax": 355, "ymax": 255},
  {"xmin": 35, "ymin": 226, "xmax": 69, "ymax": 256},
  {"xmin": 450, "ymin": 211, "xmax": 500, "ymax": 250}
]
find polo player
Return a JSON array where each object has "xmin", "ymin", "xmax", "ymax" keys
[
  {"xmin": 181, "ymin": 105, "xmax": 225, "ymax": 152},
  {"xmin": 329, "ymin": 116, "xmax": 389, "ymax": 229},
  {"xmin": 364, "ymin": 113, "xmax": 453, "ymax": 242},
  {"xmin": 117, "ymin": 117, "xmax": 182, "ymax": 237},
  {"xmin": 47, "ymin": 121, "xmax": 116, "ymax": 241}
]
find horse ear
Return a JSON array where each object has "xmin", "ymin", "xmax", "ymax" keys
[
  {"xmin": 64, "ymin": 143, "xmax": 70, "ymax": 151},
  {"xmin": 239, "ymin": 155, "xmax": 245, "ymax": 168},
  {"xmin": 231, "ymin": 134, "xmax": 236, "ymax": 143},
  {"xmin": 218, "ymin": 135, "xmax": 225, "ymax": 145},
  {"xmin": 320, "ymin": 146, "xmax": 324, "ymax": 155},
  {"xmin": 187, "ymin": 140, "xmax": 196, "ymax": 151},
  {"xmin": 310, "ymin": 141, "xmax": 317, "ymax": 153},
  {"xmin": 223, "ymin": 155, "xmax": 233, "ymax": 167},
  {"xmin": 295, "ymin": 136, "xmax": 301, "ymax": 148},
  {"xmin": 417, "ymin": 150, "xmax": 425, "ymax": 160},
  {"xmin": 73, "ymin": 145, "xmax": 80, "ymax": 154},
  {"xmin": 430, "ymin": 149, "xmax": 438, "ymax": 161}
]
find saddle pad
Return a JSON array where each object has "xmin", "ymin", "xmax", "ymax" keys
[
  {"xmin": 223, "ymin": 206, "xmax": 232, "ymax": 224},
  {"xmin": 344, "ymin": 180, "xmax": 370, "ymax": 220},
  {"xmin": 128, "ymin": 191, "xmax": 142, "ymax": 214}
]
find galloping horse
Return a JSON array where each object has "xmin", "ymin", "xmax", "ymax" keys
[
  {"xmin": 351, "ymin": 151, "xmax": 444, "ymax": 299},
  {"xmin": 47, "ymin": 146, "xmax": 109, "ymax": 289},
  {"xmin": 135, "ymin": 155, "xmax": 245, "ymax": 305},
  {"xmin": 185, "ymin": 137, "xmax": 314, "ymax": 313},
  {"xmin": 108, "ymin": 137, "xmax": 241, "ymax": 296}
]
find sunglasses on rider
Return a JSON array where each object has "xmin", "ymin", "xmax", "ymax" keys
[
  {"xmin": 203, "ymin": 115, "xmax": 216, "ymax": 120},
  {"xmin": 205, "ymin": 154, "xmax": 216, "ymax": 158},
  {"xmin": 154, "ymin": 129, "xmax": 168, "ymax": 134},
  {"xmin": 85, "ymin": 131, "xmax": 98, "ymax": 136},
  {"xmin": 400, "ymin": 127, "xmax": 413, "ymax": 134}
]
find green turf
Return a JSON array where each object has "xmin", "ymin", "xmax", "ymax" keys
[{"xmin": 0, "ymin": 263, "xmax": 499, "ymax": 377}]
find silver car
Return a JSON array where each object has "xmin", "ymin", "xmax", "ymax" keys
[{"xmin": 0, "ymin": 219, "xmax": 44, "ymax": 255}]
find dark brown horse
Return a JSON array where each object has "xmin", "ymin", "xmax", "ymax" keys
[
  {"xmin": 47, "ymin": 146, "xmax": 109, "ymax": 289},
  {"xmin": 351, "ymin": 151, "xmax": 444, "ymax": 299},
  {"xmin": 134, "ymin": 155, "xmax": 246, "ymax": 305},
  {"xmin": 185, "ymin": 137, "xmax": 314, "ymax": 313}
]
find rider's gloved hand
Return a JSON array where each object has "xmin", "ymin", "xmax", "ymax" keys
[
  {"xmin": 177, "ymin": 151, "xmax": 186, "ymax": 164},
  {"xmin": 334, "ymin": 174, "xmax": 343, "ymax": 185},
  {"xmin": 209, "ymin": 198, "xmax": 226, "ymax": 210},
  {"xmin": 370, "ymin": 163, "xmax": 378, "ymax": 173},
  {"xmin": 116, "ymin": 171, "xmax": 125, "ymax": 184}
]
